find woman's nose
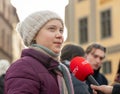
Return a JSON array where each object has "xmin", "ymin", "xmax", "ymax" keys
[{"xmin": 56, "ymin": 31, "xmax": 63, "ymax": 38}]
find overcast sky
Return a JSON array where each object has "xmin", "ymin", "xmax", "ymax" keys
[
  {"xmin": 11, "ymin": 0, "xmax": 68, "ymax": 40},
  {"xmin": 11, "ymin": 0, "xmax": 68, "ymax": 21}
]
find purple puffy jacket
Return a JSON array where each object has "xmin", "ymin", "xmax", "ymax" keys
[{"xmin": 5, "ymin": 48, "xmax": 60, "ymax": 94}]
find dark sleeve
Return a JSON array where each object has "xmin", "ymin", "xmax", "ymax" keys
[
  {"xmin": 99, "ymin": 74, "xmax": 108, "ymax": 85},
  {"xmin": 71, "ymin": 74, "xmax": 90, "ymax": 94},
  {"xmin": 0, "ymin": 75, "xmax": 5, "ymax": 94},
  {"xmin": 112, "ymin": 84, "xmax": 120, "ymax": 94}
]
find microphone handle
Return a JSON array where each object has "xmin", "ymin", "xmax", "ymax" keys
[
  {"xmin": 87, "ymin": 75, "xmax": 104, "ymax": 94},
  {"xmin": 87, "ymin": 75, "xmax": 99, "ymax": 85}
]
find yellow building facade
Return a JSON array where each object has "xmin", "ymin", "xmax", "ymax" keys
[{"xmin": 65, "ymin": 0, "xmax": 120, "ymax": 84}]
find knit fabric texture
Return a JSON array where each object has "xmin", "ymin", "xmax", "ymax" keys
[
  {"xmin": 58, "ymin": 63, "xmax": 74, "ymax": 94},
  {"xmin": 0, "ymin": 59, "xmax": 10, "ymax": 76},
  {"xmin": 16, "ymin": 10, "xmax": 63, "ymax": 46}
]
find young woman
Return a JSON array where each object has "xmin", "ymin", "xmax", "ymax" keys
[{"xmin": 5, "ymin": 10, "xmax": 74, "ymax": 94}]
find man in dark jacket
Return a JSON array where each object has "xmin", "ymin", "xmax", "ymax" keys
[
  {"xmin": 61, "ymin": 43, "xmax": 90, "ymax": 94},
  {"xmin": 85, "ymin": 43, "xmax": 108, "ymax": 94}
]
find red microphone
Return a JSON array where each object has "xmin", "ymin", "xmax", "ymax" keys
[
  {"xmin": 70, "ymin": 56, "xmax": 99, "ymax": 85},
  {"xmin": 70, "ymin": 56, "xmax": 104, "ymax": 94}
]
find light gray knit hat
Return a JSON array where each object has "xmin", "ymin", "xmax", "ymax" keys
[{"xmin": 16, "ymin": 10, "xmax": 63, "ymax": 46}]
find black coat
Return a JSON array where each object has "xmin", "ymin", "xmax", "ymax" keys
[
  {"xmin": 86, "ymin": 69, "xmax": 108, "ymax": 94},
  {"xmin": 112, "ymin": 84, "xmax": 120, "ymax": 94},
  {"xmin": 0, "ymin": 74, "xmax": 5, "ymax": 94},
  {"xmin": 71, "ymin": 74, "xmax": 90, "ymax": 94}
]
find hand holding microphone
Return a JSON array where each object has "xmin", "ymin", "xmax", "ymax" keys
[{"xmin": 70, "ymin": 56, "xmax": 104, "ymax": 94}]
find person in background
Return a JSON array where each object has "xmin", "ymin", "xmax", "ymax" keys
[
  {"xmin": 60, "ymin": 43, "xmax": 90, "ymax": 94},
  {"xmin": 90, "ymin": 84, "xmax": 120, "ymax": 94},
  {"xmin": 85, "ymin": 42, "xmax": 108, "ymax": 94},
  {"xmin": 5, "ymin": 10, "xmax": 74, "ymax": 94},
  {"xmin": 113, "ymin": 60, "xmax": 120, "ymax": 85},
  {"xmin": 0, "ymin": 59, "xmax": 10, "ymax": 94}
]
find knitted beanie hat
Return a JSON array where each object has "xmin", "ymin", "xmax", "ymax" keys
[{"xmin": 16, "ymin": 10, "xmax": 63, "ymax": 46}]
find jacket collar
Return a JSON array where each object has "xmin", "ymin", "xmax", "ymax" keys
[
  {"xmin": 93, "ymin": 67, "xmax": 101, "ymax": 77},
  {"xmin": 21, "ymin": 48, "xmax": 59, "ymax": 71}
]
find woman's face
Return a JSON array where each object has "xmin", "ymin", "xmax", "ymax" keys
[{"xmin": 35, "ymin": 19, "xmax": 64, "ymax": 54}]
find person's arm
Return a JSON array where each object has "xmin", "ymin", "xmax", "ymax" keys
[
  {"xmin": 90, "ymin": 84, "xmax": 113, "ymax": 94},
  {"xmin": 5, "ymin": 61, "xmax": 40, "ymax": 94},
  {"xmin": 91, "ymin": 84, "xmax": 120, "ymax": 94}
]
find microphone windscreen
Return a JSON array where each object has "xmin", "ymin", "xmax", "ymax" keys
[{"xmin": 70, "ymin": 56, "xmax": 94, "ymax": 81}]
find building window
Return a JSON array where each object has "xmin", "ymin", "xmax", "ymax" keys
[
  {"xmin": 79, "ymin": 17, "xmax": 88, "ymax": 44},
  {"xmin": 100, "ymin": 9, "xmax": 111, "ymax": 38},
  {"xmin": 102, "ymin": 60, "xmax": 112, "ymax": 74}
]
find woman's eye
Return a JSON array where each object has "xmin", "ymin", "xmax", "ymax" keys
[
  {"xmin": 48, "ymin": 27, "xmax": 55, "ymax": 31},
  {"xmin": 60, "ymin": 29, "xmax": 64, "ymax": 34}
]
